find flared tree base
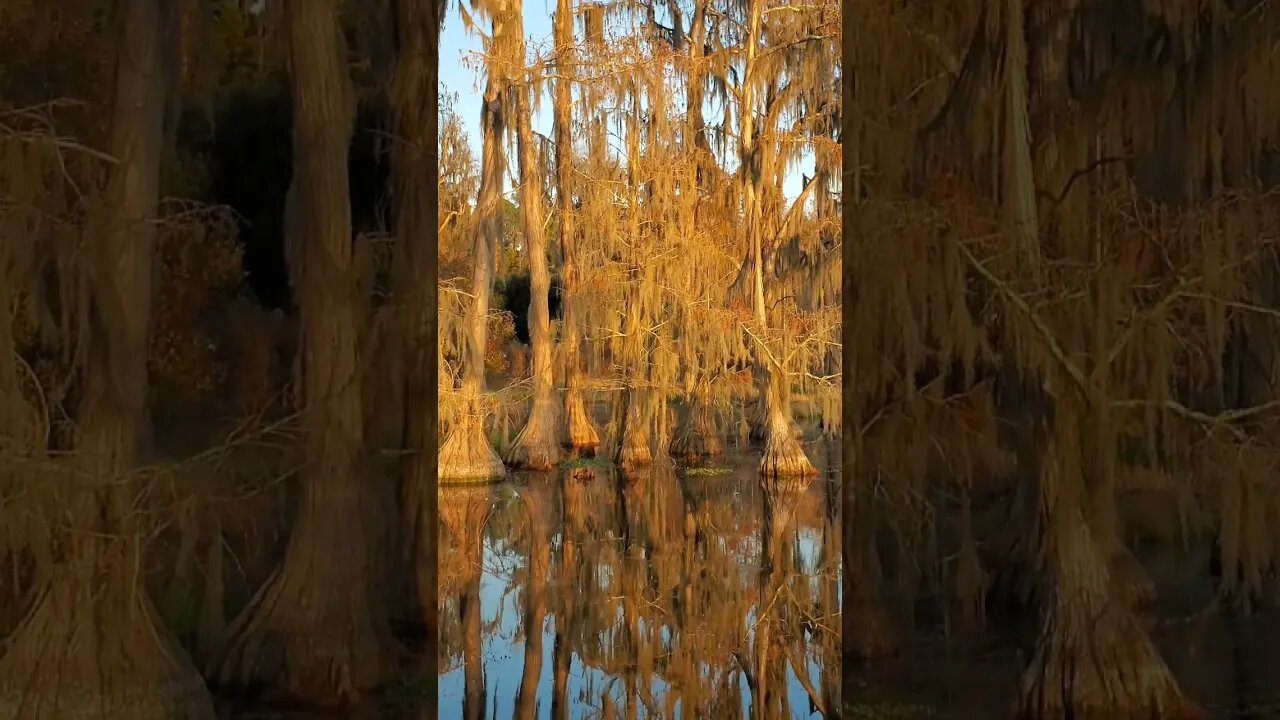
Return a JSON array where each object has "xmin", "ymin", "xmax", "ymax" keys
[
  {"xmin": 210, "ymin": 495, "xmax": 395, "ymax": 708},
  {"xmin": 506, "ymin": 396, "xmax": 562, "ymax": 471},
  {"xmin": 759, "ymin": 423, "xmax": 817, "ymax": 478},
  {"xmin": 563, "ymin": 390, "xmax": 600, "ymax": 456},
  {"xmin": 672, "ymin": 429, "xmax": 723, "ymax": 461},
  {"xmin": 0, "ymin": 567, "xmax": 215, "ymax": 720},
  {"xmin": 672, "ymin": 404, "xmax": 722, "ymax": 461},
  {"xmin": 617, "ymin": 429, "xmax": 651, "ymax": 471},
  {"xmin": 439, "ymin": 414, "xmax": 506, "ymax": 481},
  {"xmin": 1014, "ymin": 595, "xmax": 1206, "ymax": 720}
]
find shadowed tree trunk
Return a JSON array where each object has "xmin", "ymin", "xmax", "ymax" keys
[
  {"xmin": 0, "ymin": 2, "xmax": 215, "ymax": 717},
  {"xmin": 438, "ymin": 0, "xmax": 510, "ymax": 480},
  {"xmin": 209, "ymin": 0, "xmax": 394, "ymax": 705},
  {"xmin": 390, "ymin": 0, "xmax": 440, "ymax": 671},
  {"xmin": 989, "ymin": 2, "xmax": 1189, "ymax": 711},
  {"xmin": 1015, "ymin": 410, "xmax": 1204, "ymax": 720},
  {"xmin": 506, "ymin": 0, "xmax": 563, "ymax": 470},
  {"xmin": 553, "ymin": 0, "xmax": 600, "ymax": 456},
  {"xmin": 673, "ymin": 364, "xmax": 723, "ymax": 460}
]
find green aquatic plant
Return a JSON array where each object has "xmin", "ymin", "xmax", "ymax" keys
[
  {"xmin": 685, "ymin": 466, "xmax": 732, "ymax": 477},
  {"xmin": 845, "ymin": 702, "xmax": 937, "ymax": 720},
  {"xmin": 558, "ymin": 456, "xmax": 613, "ymax": 470}
]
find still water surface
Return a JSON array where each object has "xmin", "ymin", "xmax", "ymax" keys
[{"xmin": 437, "ymin": 452, "xmax": 841, "ymax": 719}]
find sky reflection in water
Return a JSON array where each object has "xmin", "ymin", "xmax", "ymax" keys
[{"xmin": 438, "ymin": 457, "xmax": 841, "ymax": 719}]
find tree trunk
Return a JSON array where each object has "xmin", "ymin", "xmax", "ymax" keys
[
  {"xmin": 0, "ymin": 2, "xmax": 214, "ymax": 717},
  {"xmin": 209, "ymin": 0, "xmax": 393, "ymax": 705},
  {"xmin": 673, "ymin": 386, "xmax": 722, "ymax": 460},
  {"xmin": 505, "ymin": 2, "xmax": 562, "ymax": 470},
  {"xmin": 735, "ymin": 0, "xmax": 814, "ymax": 478},
  {"xmin": 553, "ymin": 0, "xmax": 600, "ymax": 456},
  {"xmin": 759, "ymin": 361, "xmax": 817, "ymax": 477},
  {"xmin": 390, "ymin": 0, "xmax": 441, "ymax": 673},
  {"xmin": 846, "ymin": 476, "xmax": 899, "ymax": 661},
  {"xmin": 618, "ymin": 387, "xmax": 653, "ymax": 470},
  {"xmin": 1015, "ymin": 415, "xmax": 1202, "ymax": 720},
  {"xmin": 438, "ymin": 1, "xmax": 510, "ymax": 480},
  {"xmin": 1001, "ymin": 0, "xmax": 1041, "ymax": 275}
]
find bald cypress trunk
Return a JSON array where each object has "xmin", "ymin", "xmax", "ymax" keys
[
  {"xmin": 390, "ymin": 0, "xmax": 440, "ymax": 665},
  {"xmin": 553, "ymin": 0, "xmax": 600, "ymax": 456},
  {"xmin": 1015, "ymin": 414, "xmax": 1203, "ymax": 720},
  {"xmin": 735, "ymin": 0, "xmax": 814, "ymax": 478},
  {"xmin": 993, "ymin": 3, "xmax": 1189, "ymax": 711},
  {"xmin": 209, "ymin": 0, "xmax": 393, "ymax": 705},
  {"xmin": 506, "ymin": 0, "xmax": 562, "ymax": 470},
  {"xmin": 0, "ymin": 2, "xmax": 214, "ymax": 717},
  {"xmin": 438, "ymin": 0, "xmax": 509, "ymax": 480},
  {"xmin": 617, "ymin": 99, "xmax": 651, "ymax": 471}
]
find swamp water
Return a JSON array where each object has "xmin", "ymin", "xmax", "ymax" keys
[
  {"xmin": 845, "ymin": 527, "xmax": 1280, "ymax": 719},
  {"xmin": 438, "ymin": 451, "xmax": 842, "ymax": 719}
]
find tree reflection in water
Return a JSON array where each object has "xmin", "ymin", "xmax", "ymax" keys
[{"xmin": 439, "ymin": 456, "xmax": 841, "ymax": 718}]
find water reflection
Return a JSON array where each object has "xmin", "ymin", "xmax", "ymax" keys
[{"xmin": 438, "ymin": 457, "xmax": 841, "ymax": 719}]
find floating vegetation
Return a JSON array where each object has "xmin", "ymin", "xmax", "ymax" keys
[
  {"xmin": 685, "ymin": 466, "xmax": 733, "ymax": 478},
  {"xmin": 845, "ymin": 703, "xmax": 937, "ymax": 720}
]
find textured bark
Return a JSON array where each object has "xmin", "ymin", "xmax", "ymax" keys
[
  {"xmin": 209, "ymin": 0, "xmax": 393, "ymax": 705},
  {"xmin": 733, "ymin": 0, "xmax": 813, "ymax": 478},
  {"xmin": 0, "ymin": 2, "xmax": 214, "ymax": 717},
  {"xmin": 439, "ymin": 405, "xmax": 506, "ymax": 480},
  {"xmin": 505, "ymin": 0, "xmax": 562, "ymax": 470},
  {"xmin": 1001, "ymin": 0, "xmax": 1041, "ymax": 274},
  {"xmin": 439, "ymin": 0, "xmax": 509, "ymax": 480},
  {"xmin": 617, "ymin": 388, "xmax": 653, "ymax": 470},
  {"xmin": 390, "ymin": 0, "xmax": 440, "ymax": 671},
  {"xmin": 759, "ymin": 367, "xmax": 817, "ymax": 477},
  {"xmin": 1015, "ymin": 431, "xmax": 1200, "ymax": 720},
  {"xmin": 553, "ymin": 0, "xmax": 599, "ymax": 456},
  {"xmin": 672, "ymin": 392, "xmax": 722, "ymax": 460}
]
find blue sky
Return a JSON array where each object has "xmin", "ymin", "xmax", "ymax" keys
[
  {"xmin": 440, "ymin": 0, "xmax": 556, "ymax": 198},
  {"xmin": 438, "ymin": 0, "xmax": 812, "ymax": 202}
]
